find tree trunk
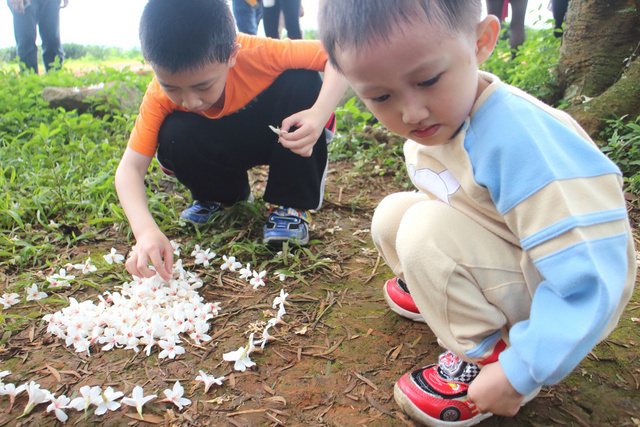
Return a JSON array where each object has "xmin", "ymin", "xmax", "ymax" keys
[{"xmin": 557, "ymin": 0, "xmax": 640, "ymax": 136}]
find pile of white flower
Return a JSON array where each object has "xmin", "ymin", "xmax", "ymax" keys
[{"xmin": 0, "ymin": 244, "xmax": 294, "ymax": 422}]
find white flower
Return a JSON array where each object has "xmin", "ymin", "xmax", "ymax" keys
[
  {"xmin": 276, "ymin": 302, "xmax": 286, "ymax": 322},
  {"xmin": 103, "ymin": 248, "xmax": 125, "ymax": 265},
  {"xmin": 189, "ymin": 322, "xmax": 211, "ymax": 345},
  {"xmin": 194, "ymin": 248, "xmax": 216, "ymax": 267},
  {"xmin": 223, "ymin": 333, "xmax": 257, "ymax": 372},
  {"xmin": 26, "ymin": 284, "xmax": 47, "ymax": 301},
  {"xmin": 272, "ymin": 288, "xmax": 289, "ymax": 308},
  {"xmin": 260, "ymin": 324, "xmax": 274, "ymax": 350},
  {"xmin": 0, "ymin": 370, "xmax": 10, "ymax": 379},
  {"xmin": 73, "ymin": 258, "xmax": 97, "ymax": 274},
  {"xmin": 190, "ymin": 244, "xmax": 204, "ymax": 257},
  {"xmin": 249, "ymin": 270, "xmax": 266, "ymax": 290},
  {"xmin": 94, "ymin": 387, "xmax": 123, "ymax": 415},
  {"xmin": 161, "ymin": 381, "xmax": 191, "ymax": 410},
  {"xmin": 46, "ymin": 394, "xmax": 70, "ymax": 422},
  {"xmin": 49, "ymin": 220, "xmax": 59, "ymax": 229},
  {"xmin": 274, "ymin": 272, "xmax": 287, "ymax": 281},
  {"xmin": 170, "ymin": 240, "xmax": 181, "ymax": 256},
  {"xmin": 221, "ymin": 255, "xmax": 242, "ymax": 272},
  {"xmin": 121, "ymin": 386, "xmax": 156, "ymax": 419},
  {"xmin": 238, "ymin": 263, "xmax": 252, "ymax": 281},
  {"xmin": 195, "ymin": 370, "xmax": 225, "ymax": 393},
  {"xmin": 0, "ymin": 293, "xmax": 20, "ymax": 308},
  {"xmin": 158, "ymin": 337, "xmax": 185, "ymax": 359},
  {"xmin": 68, "ymin": 385, "xmax": 102, "ymax": 412},
  {"xmin": 46, "ymin": 268, "xmax": 75, "ymax": 287},
  {"xmin": 0, "ymin": 382, "xmax": 26, "ymax": 412},
  {"xmin": 22, "ymin": 381, "xmax": 51, "ymax": 417}
]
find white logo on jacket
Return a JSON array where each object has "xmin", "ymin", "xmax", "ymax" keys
[{"xmin": 408, "ymin": 164, "xmax": 460, "ymax": 205}]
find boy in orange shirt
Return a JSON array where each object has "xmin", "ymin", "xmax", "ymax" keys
[{"xmin": 115, "ymin": 0, "xmax": 347, "ymax": 281}]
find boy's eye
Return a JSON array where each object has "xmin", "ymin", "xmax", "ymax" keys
[
  {"xmin": 197, "ymin": 85, "xmax": 213, "ymax": 92},
  {"xmin": 370, "ymin": 94, "xmax": 390, "ymax": 103},
  {"xmin": 418, "ymin": 75, "xmax": 440, "ymax": 87}
]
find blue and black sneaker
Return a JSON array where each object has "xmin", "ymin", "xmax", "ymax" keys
[
  {"xmin": 180, "ymin": 201, "xmax": 225, "ymax": 224},
  {"xmin": 263, "ymin": 205, "xmax": 311, "ymax": 245}
]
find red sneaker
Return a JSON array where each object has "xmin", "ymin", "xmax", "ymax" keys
[
  {"xmin": 394, "ymin": 351, "xmax": 489, "ymax": 426},
  {"xmin": 384, "ymin": 277, "xmax": 425, "ymax": 322},
  {"xmin": 395, "ymin": 349, "xmax": 540, "ymax": 426}
]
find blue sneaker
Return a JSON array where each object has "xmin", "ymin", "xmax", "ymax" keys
[
  {"xmin": 180, "ymin": 201, "xmax": 225, "ymax": 224},
  {"xmin": 263, "ymin": 206, "xmax": 311, "ymax": 245}
]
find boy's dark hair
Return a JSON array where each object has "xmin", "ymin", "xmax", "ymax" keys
[
  {"xmin": 139, "ymin": 0, "xmax": 237, "ymax": 73},
  {"xmin": 319, "ymin": 0, "xmax": 482, "ymax": 72}
]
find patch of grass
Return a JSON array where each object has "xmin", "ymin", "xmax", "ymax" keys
[{"xmin": 599, "ymin": 115, "xmax": 640, "ymax": 196}]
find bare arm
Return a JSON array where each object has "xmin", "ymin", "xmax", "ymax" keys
[
  {"xmin": 279, "ymin": 61, "xmax": 349, "ymax": 157},
  {"xmin": 115, "ymin": 147, "xmax": 173, "ymax": 281}
]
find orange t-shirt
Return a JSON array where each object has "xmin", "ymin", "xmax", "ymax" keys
[{"xmin": 128, "ymin": 33, "xmax": 328, "ymax": 157}]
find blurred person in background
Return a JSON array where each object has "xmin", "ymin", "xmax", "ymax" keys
[
  {"xmin": 7, "ymin": 0, "xmax": 68, "ymax": 72},
  {"xmin": 232, "ymin": 0, "xmax": 262, "ymax": 35},
  {"xmin": 486, "ymin": 0, "xmax": 528, "ymax": 55},
  {"xmin": 263, "ymin": 0, "xmax": 302, "ymax": 39}
]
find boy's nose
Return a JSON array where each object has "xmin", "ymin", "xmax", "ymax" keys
[
  {"xmin": 402, "ymin": 97, "xmax": 429, "ymax": 125},
  {"xmin": 182, "ymin": 94, "xmax": 203, "ymax": 111}
]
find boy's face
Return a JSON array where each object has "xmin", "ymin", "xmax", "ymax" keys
[
  {"xmin": 154, "ymin": 45, "xmax": 240, "ymax": 113},
  {"xmin": 335, "ymin": 15, "xmax": 498, "ymax": 147}
]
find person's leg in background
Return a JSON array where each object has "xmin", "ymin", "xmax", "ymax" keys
[
  {"xmin": 508, "ymin": 0, "xmax": 528, "ymax": 52},
  {"xmin": 11, "ymin": 0, "xmax": 39, "ymax": 72},
  {"xmin": 263, "ymin": 0, "xmax": 281, "ymax": 39},
  {"xmin": 279, "ymin": 0, "xmax": 302, "ymax": 39},
  {"xmin": 38, "ymin": 0, "xmax": 64, "ymax": 71},
  {"xmin": 232, "ymin": 0, "xmax": 262, "ymax": 35},
  {"xmin": 551, "ymin": 0, "xmax": 569, "ymax": 38}
]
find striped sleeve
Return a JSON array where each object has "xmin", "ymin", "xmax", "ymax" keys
[{"xmin": 466, "ymin": 85, "xmax": 631, "ymax": 395}]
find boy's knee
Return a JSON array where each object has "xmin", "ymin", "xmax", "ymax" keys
[
  {"xmin": 396, "ymin": 200, "xmax": 453, "ymax": 252},
  {"xmin": 372, "ymin": 192, "xmax": 431, "ymax": 247}
]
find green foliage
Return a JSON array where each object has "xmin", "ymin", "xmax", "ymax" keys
[
  {"xmin": 330, "ymin": 97, "xmax": 409, "ymax": 189},
  {"xmin": 0, "ymin": 65, "xmax": 151, "ymax": 267},
  {"xmin": 481, "ymin": 25, "xmax": 562, "ymax": 105},
  {"xmin": 599, "ymin": 115, "xmax": 640, "ymax": 195}
]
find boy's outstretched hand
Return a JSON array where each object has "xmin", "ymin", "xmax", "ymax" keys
[
  {"xmin": 467, "ymin": 362, "xmax": 525, "ymax": 417},
  {"xmin": 125, "ymin": 228, "xmax": 174, "ymax": 282},
  {"xmin": 277, "ymin": 108, "xmax": 326, "ymax": 157}
]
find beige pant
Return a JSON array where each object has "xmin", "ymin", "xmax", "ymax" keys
[{"xmin": 372, "ymin": 192, "xmax": 540, "ymax": 362}]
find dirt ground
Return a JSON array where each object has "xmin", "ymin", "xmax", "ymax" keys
[{"xmin": 1, "ymin": 160, "xmax": 639, "ymax": 426}]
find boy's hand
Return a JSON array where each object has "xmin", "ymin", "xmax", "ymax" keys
[
  {"xmin": 278, "ymin": 108, "xmax": 325, "ymax": 157},
  {"xmin": 467, "ymin": 362, "xmax": 524, "ymax": 417},
  {"xmin": 125, "ymin": 228, "xmax": 174, "ymax": 282}
]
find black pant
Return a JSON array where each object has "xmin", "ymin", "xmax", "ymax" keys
[
  {"xmin": 263, "ymin": 0, "xmax": 302, "ymax": 39},
  {"xmin": 157, "ymin": 69, "xmax": 328, "ymax": 210}
]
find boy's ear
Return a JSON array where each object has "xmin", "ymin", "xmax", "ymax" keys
[
  {"xmin": 475, "ymin": 15, "xmax": 500, "ymax": 63},
  {"xmin": 228, "ymin": 43, "xmax": 241, "ymax": 68}
]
